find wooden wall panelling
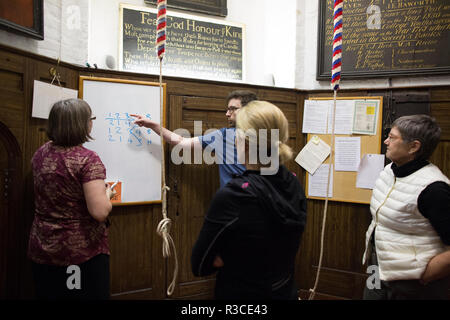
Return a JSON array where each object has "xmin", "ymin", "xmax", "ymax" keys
[
  {"xmin": 429, "ymin": 87, "xmax": 450, "ymax": 222},
  {"xmin": 293, "ymin": 93, "xmax": 309, "ymax": 296},
  {"xmin": 430, "ymin": 87, "xmax": 450, "ymax": 299},
  {"xmin": 297, "ymin": 91, "xmax": 372, "ymax": 300},
  {"xmin": 109, "ymin": 205, "xmax": 164, "ymax": 299},
  {"xmin": 0, "ymin": 51, "xmax": 25, "ymax": 147},
  {"xmin": 429, "ymin": 142, "xmax": 450, "ymax": 178},
  {"xmin": 0, "ymin": 133, "xmax": 7, "ymax": 298},
  {"xmin": 167, "ymin": 80, "xmax": 247, "ymax": 99},
  {"xmin": 167, "ymin": 94, "xmax": 220, "ymax": 299},
  {"xmin": 0, "ymin": 121, "xmax": 23, "ymax": 298},
  {"xmin": 430, "ymin": 87, "xmax": 450, "ymax": 142},
  {"xmin": 306, "ymin": 201, "xmax": 371, "ymax": 299},
  {"xmin": 299, "ymin": 90, "xmax": 373, "ymax": 300},
  {"xmin": 0, "ymin": 50, "xmax": 26, "ymax": 299}
]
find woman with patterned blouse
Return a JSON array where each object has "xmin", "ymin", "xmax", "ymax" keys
[{"xmin": 28, "ymin": 98, "xmax": 115, "ymax": 300}]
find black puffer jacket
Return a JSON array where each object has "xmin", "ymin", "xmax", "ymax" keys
[{"xmin": 191, "ymin": 165, "xmax": 307, "ymax": 300}]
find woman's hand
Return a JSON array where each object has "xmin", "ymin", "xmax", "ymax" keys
[{"xmin": 106, "ymin": 183, "xmax": 117, "ymax": 200}]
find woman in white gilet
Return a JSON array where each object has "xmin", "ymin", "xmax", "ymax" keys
[{"xmin": 363, "ymin": 114, "xmax": 450, "ymax": 300}]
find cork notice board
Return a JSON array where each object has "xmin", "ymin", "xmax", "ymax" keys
[{"xmin": 305, "ymin": 96, "xmax": 383, "ymax": 204}]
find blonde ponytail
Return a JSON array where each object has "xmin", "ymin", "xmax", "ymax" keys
[
  {"xmin": 279, "ymin": 142, "xmax": 293, "ymax": 164},
  {"xmin": 237, "ymin": 101, "xmax": 292, "ymax": 165}
]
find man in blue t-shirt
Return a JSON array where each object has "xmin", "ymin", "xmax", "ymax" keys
[{"xmin": 131, "ymin": 90, "xmax": 257, "ymax": 188}]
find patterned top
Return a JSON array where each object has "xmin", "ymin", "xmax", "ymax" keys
[{"xmin": 28, "ymin": 142, "xmax": 110, "ymax": 266}]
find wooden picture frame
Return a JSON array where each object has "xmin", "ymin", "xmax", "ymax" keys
[
  {"xmin": 144, "ymin": 0, "xmax": 227, "ymax": 17},
  {"xmin": 0, "ymin": 0, "xmax": 44, "ymax": 40},
  {"xmin": 120, "ymin": 4, "xmax": 244, "ymax": 82},
  {"xmin": 316, "ymin": 0, "xmax": 450, "ymax": 80}
]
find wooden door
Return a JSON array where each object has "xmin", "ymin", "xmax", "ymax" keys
[
  {"xmin": 165, "ymin": 90, "xmax": 304, "ymax": 299},
  {"xmin": 166, "ymin": 95, "xmax": 225, "ymax": 299}
]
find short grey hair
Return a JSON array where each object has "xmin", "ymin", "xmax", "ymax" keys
[{"xmin": 392, "ymin": 114, "xmax": 441, "ymax": 160}]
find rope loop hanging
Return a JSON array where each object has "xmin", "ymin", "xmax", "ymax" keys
[
  {"xmin": 308, "ymin": 0, "xmax": 342, "ymax": 300},
  {"xmin": 155, "ymin": 0, "xmax": 178, "ymax": 297}
]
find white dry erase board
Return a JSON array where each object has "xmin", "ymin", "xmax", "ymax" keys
[{"xmin": 79, "ymin": 76, "xmax": 166, "ymax": 205}]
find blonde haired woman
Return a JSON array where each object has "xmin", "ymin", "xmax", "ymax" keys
[{"xmin": 191, "ymin": 101, "xmax": 307, "ymax": 300}]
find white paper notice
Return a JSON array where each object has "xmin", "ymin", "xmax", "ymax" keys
[
  {"xmin": 327, "ymin": 100, "xmax": 354, "ymax": 134},
  {"xmin": 32, "ymin": 80, "xmax": 78, "ymax": 119},
  {"xmin": 295, "ymin": 136, "xmax": 331, "ymax": 175},
  {"xmin": 308, "ymin": 164, "xmax": 333, "ymax": 198},
  {"xmin": 352, "ymin": 100, "xmax": 379, "ymax": 135},
  {"xmin": 356, "ymin": 154, "xmax": 385, "ymax": 189},
  {"xmin": 302, "ymin": 100, "xmax": 329, "ymax": 134},
  {"xmin": 335, "ymin": 137, "xmax": 361, "ymax": 171}
]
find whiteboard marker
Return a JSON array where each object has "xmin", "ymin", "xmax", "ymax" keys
[{"xmin": 110, "ymin": 180, "xmax": 119, "ymax": 190}]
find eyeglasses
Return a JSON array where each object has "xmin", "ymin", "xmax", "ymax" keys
[
  {"xmin": 226, "ymin": 106, "xmax": 240, "ymax": 114},
  {"xmin": 90, "ymin": 116, "xmax": 96, "ymax": 120}
]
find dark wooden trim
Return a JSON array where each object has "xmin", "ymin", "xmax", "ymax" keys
[
  {"xmin": 144, "ymin": 0, "xmax": 228, "ymax": 17},
  {"xmin": 317, "ymin": 0, "xmax": 450, "ymax": 80}
]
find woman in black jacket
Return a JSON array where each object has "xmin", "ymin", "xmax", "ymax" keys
[{"xmin": 191, "ymin": 101, "xmax": 307, "ymax": 300}]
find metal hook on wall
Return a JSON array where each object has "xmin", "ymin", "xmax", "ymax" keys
[{"xmin": 49, "ymin": 58, "xmax": 62, "ymax": 87}]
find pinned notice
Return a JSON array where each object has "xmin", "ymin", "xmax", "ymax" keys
[
  {"xmin": 356, "ymin": 154, "xmax": 385, "ymax": 189},
  {"xmin": 335, "ymin": 137, "xmax": 361, "ymax": 172},
  {"xmin": 295, "ymin": 136, "xmax": 331, "ymax": 175},
  {"xmin": 302, "ymin": 100, "xmax": 329, "ymax": 134},
  {"xmin": 308, "ymin": 164, "xmax": 333, "ymax": 198},
  {"xmin": 352, "ymin": 100, "xmax": 379, "ymax": 135},
  {"xmin": 32, "ymin": 80, "xmax": 78, "ymax": 119}
]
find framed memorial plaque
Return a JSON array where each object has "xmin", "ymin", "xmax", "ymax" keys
[
  {"xmin": 317, "ymin": 0, "xmax": 450, "ymax": 80},
  {"xmin": 119, "ymin": 4, "xmax": 244, "ymax": 82},
  {"xmin": 144, "ymin": 0, "xmax": 227, "ymax": 17},
  {"xmin": 0, "ymin": 0, "xmax": 44, "ymax": 40}
]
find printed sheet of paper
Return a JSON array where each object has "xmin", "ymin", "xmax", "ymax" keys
[
  {"xmin": 335, "ymin": 137, "xmax": 361, "ymax": 171},
  {"xmin": 295, "ymin": 136, "xmax": 331, "ymax": 175},
  {"xmin": 356, "ymin": 154, "xmax": 385, "ymax": 189},
  {"xmin": 302, "ymin": 100, "xmax": 329, "ymax": 134},
  {"xmin": 327, "ymin": 100, "xmax": 354, "ymax": 134},
  {"xmin": 32, "ymin": 80, "xmax": 79, "ymax": 119},
  {"xmin": 308, "ymin": 164, "xmax": 333, "ymax": 198},
  {"xmin": 352, "ymin": 100, "xmax": 379, "ymax": 135}
]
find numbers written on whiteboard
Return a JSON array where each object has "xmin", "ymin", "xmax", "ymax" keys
[{"xmin": 104, "ymin": 112, "xmax": 153, "ymax": 147}]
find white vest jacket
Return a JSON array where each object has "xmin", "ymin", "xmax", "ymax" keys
[{"xmin": 362, "ymin": 162, "xmax": 449, "ymax": 281}]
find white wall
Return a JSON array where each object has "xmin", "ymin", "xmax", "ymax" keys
[
  {"xmin": 88, "ymin": 0, "xmax": 297, "ymax": 88},
  {"xmin": 261, "ymin": 0, "xmax": 297, "ymax": 88},
  {"xmin": 295, "ymin": 0, "xmax": 450, "ymax": 90},
  {"xmin": 0, "ymin": 0, "xmax": 448, "ymax": 90}
]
